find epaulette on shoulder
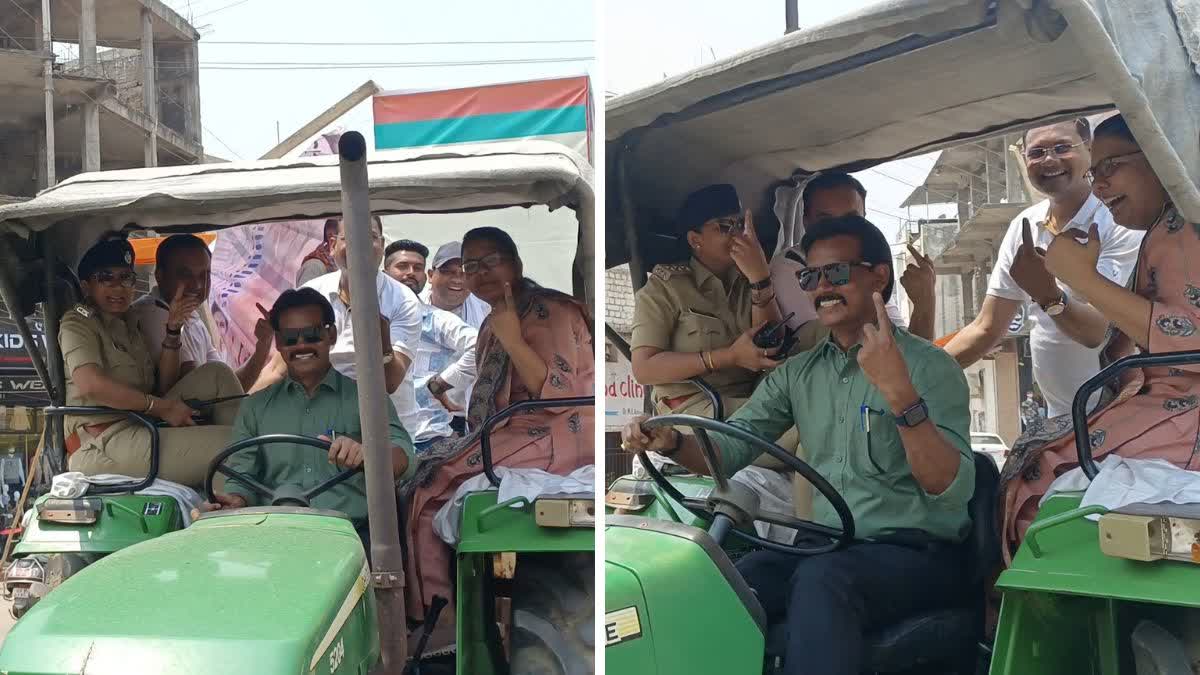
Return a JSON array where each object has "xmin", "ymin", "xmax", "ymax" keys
[
  {"xmin": 71, "ymin": 303, "xmax": 94, "ymax": 319},
  {"xmin": 651, "ymin": 264, "xmax": 691, "ymax": 281}
]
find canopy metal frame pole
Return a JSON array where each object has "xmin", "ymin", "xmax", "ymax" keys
[
  {"xmin": 337, "ymin": 131, "xmax": 407, "ymax": 672},
  {"xmin": 42, "ymin": 231, "xmax": 66, "ymax": 478}
]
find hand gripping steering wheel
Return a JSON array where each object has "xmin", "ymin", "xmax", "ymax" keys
[
  {"xmin": 204, "ymin": 434, "xmax": 361, "ymax": 508},
  {"xmin": 638, "ymin": 414, "xmax": 856, "ymax": 556}
]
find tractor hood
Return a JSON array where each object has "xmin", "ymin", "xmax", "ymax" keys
[{"xmin": 0, "ymin": 510, "xmax": 374, "ymax": 674}]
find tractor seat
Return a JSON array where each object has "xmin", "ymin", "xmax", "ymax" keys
[{"xmin": 764, "ymin": 453, "xmax": 1000, "ymax": 674}]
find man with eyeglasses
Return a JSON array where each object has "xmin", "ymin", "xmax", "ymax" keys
[
  {"xmin": 944, "ymin": 118, "xmax": 1144, "ymax": 420},
  {"xmin": 130, "ymin": 234, "xmax": 273, "ymax": 391},
  {"xmin": 197, "ymin": 288, "xmax": 415, "ymax": 555},
  {"xmin": 420, "ymin": 242, "xmax": 492, "ymax": 330},
  {"xmin": 622, "ymin": 215, "xmax": 974, "ymax": 675},
  {"xmin": 250, "ymin": 216, "xmax": 422, "ymax": 437}
]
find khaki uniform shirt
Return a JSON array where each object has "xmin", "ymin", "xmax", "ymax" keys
[
  {"xmin": 631, "ymin": 256, "xmax": 829, "ymax": 403},
  {"xmin": 59, "ymin": 304, "xmax": 155, "ymax": 435}
]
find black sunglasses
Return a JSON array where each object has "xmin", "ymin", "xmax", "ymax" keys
[
  {"xmin": 712, "ymin": 215, "xmax": 745, "ymax": 235},
  {"xmin": 279, "ymin": 325, "xmax": 329, "ymax": 347},
  {"xmin": 796, "ymin": 261, "xmax": 874, "ymax": 291}
]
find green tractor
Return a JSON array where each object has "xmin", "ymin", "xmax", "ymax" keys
[
  {"xmin": 603, "ymin": 0, "xmax": 1200, "ymax": 672},
  {"xmin": 0, "ymin": 132, "xmax": 596, "ymax": 674}
]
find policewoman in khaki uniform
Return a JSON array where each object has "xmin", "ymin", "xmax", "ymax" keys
[
  {"xmin": 61, "ymin": 237, "xmax": 244, "ymax": 488},
  {"xmin": 630, "ymin": 184, "xmax": 826, "ymax": 516}
]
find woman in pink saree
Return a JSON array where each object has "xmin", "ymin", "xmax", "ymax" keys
[
  {"xmin": 401, "ymin": 227, "xmax": 594, "ymax": 618},
  {"xmin": 1000, "ymin": 114, "xmax": 1200, "ymax": 562}
]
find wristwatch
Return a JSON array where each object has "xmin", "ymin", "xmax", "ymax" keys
[
  {"xmin": 748, "ymin": 277, "xmax": 773, "ymax": 291},
  {"xmin": 893, "ymin": 399, "xmax": 930, "ymax": 428},
  {"xmin": 427, "ymin": 375, "xmax": 450, "ymax": 396},
  {"xmin": 1039, "ymin": 291, "xmax": 1067, "ymax": 317}
]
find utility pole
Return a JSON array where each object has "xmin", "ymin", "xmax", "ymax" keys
[{"xmin": 785, "ymin": 0, "xmax": 799, "ymax": 34}]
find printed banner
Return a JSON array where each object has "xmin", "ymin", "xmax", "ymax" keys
[
  {"xmin": 373, "ymin": 75, "xmax": 592, "ymax": 161},
  {"xmin": 605, "ymin": 357, "xmax": 646, "ymax": 431},
  {"xmin": 208, "ymin": 133, "xmax": 341, "ymax": 365}
]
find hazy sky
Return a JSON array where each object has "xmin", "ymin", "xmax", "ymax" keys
[
  {"xmin": 160, "ymin": 0, "xmax": 950, "ymax": 241},
  {"xmin": 605, "ymin": 0, "xmax": 953, "ymax": 241},
  {"xmin": 162, "ymin": 0, "xmax": 594, "ymax": 160}
]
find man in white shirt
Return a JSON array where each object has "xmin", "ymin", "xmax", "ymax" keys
[
  {"xmin": 771, "ymin": 172, "xmax": 937, "ymax": 340},
  {"xmin": 419, "ymin": 242, "xmax": 492, "ymax": 330},
  {"xmin": 251, "ymin": 217, "xmax": 423, "ymax": 429},
  {"xmin": 944, "ymin": 118, "xmax": 1144, "ymax": 419},
  {"xmin": 130, "ymin": 234, "xmax": 272, "ymax": 391},
  {"xmin": 384, "ymin": 239, "xmax": 478, "ymax": 452}
]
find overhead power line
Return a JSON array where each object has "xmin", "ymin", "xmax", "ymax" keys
[
  {"xmin": 197, "ymin": 56, "xmax": 595, "ymax": 71},
  {"xmin": 198, "ymin": 38, "xmax": 595, "ymax": 46}
]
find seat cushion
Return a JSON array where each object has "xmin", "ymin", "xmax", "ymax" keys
[{"xmin": 765, "ymin": 608, "xmax": 976, "ymax": 673}]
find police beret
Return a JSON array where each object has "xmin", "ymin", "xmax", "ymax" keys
[
  {"xmin": 676, "ymin": 183, "xmax": 741, "ymax": 235},
  {"xmin": 78, "ymin": 237, "xmax": 135, "ymax": 280}
]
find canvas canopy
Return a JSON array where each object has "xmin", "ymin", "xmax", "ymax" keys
[
  {"xmin": 0, "ymin": 139, "xmax": 593, "ymax": 273},
  {"xmin": 606, "ymin": 0, "xmax": 1200, "ymax": 268}
]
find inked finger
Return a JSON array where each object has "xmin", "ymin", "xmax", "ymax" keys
[
  {"xmin": 872, "ymin": 292, "xmax": 891, "ymax": 330},
  {"xmin": 1021, "ymin": 217, "xmax": 1034, "ymax": 249}
]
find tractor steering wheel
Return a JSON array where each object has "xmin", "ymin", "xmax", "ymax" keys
[
  {"xmin": 204, "ymin": 434, "xmax": 361, "ymax": 508},
  {"xmin": 639, "ymin": 414, "xmax": 856, "ymax": 556}
]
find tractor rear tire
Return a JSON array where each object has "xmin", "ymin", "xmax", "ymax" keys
[{"xmin": 509, "ymin": 552, "xmax": 594, "ymax": 675}]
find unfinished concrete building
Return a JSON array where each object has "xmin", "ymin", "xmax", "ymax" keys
[{"xmin": 0, "ymin": 0, "xmax": 203, "ymax": 201}]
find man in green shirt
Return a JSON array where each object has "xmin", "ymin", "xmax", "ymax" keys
[
  {"xmin": 621, "ymin": 215, "xmax": 975, "ymax": 675},
  {"xmin": 199, "ymin": 288, "xmax": 415, "ymax": 544}
]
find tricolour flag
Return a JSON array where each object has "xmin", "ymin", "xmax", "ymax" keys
[{"xmin": 372, "ymin": 75, "xmax": 592, "ymax": 162}]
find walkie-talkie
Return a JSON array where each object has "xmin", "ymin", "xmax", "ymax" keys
[{"xmin": 753, "ymin": 312, "xmax": 799, "ymax": 361}]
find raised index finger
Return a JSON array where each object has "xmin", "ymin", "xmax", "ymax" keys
[
  {"xmin": 873, "ymin": 292, "xmax": 891, "ymax": 332},
  {"xmin": 1021, "ymin": 217, "xmax": 1034, "ymax": 250},
  {"xmin": 503, "ymin": 282, "xmax": 515, "ymax": 308},
  {"xmin": 907, "ymin": 243, "xmax": 933, "ymax": 268},
  {"xmin": 742, "ymin": 209, "xmax": 757, "ymax": 241}
]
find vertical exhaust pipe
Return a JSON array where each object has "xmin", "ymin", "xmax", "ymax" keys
[
  {"xmin": 337, "ymin": 131, "xmax": 408, "ymax": 672},
  {"xmin": 785, "ymin": 0, "xmax": 799, "ymax": 34}
]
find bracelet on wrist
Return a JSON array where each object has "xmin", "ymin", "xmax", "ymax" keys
[
  {"xmin": 143, "ymin": 395, "xmax": 155, "ymax": 414},
  {"xmin": 165, "ymin": 325, "xmax": 182, "ymax": 336},
  {"xmin": 748, "ymin": 277, "xmax": 773, "ymax": 291},
  {"xmin": 751, "ymin": 292, "xmax": 777, "ymax": 307}
]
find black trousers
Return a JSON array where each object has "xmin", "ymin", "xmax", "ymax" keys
[{"xmin": 736, "ymin": 543, "xmax": 966, "ymax": 675}]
